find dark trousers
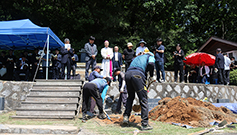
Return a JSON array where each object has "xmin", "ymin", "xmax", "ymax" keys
[
  {"xmin": 6, "ymin": 66, "xmax": 14, "ymax": 80},
  {"xmin": 53, "ymin": 67, "xmax": 60, "ymax": 79},
  {"xmin": 125, "ymin": 62, "xmax": 131, "ymax": 72},
  {"xmin": 90, "ymin": 97, "xmax": 96, "ymax": 113},
  {"xmin": 85, "ymin": 58, "xmax": 96, "ymax": 80},
  {"xmin": 31, "ymin": 64, "xmax": 38, "ymax": 80},
  {"xmin": 71, "ymin": 64, "xmax": 76, "ymax": 77},
  {"xmin": 82, "ymin": 83, "xmax": 103, "ymax": 114},
  {"xmin": 224, "ymin": 70, "xmax": 230, "ymax": 84},
  {"xmin": 15, "ymin": 69, "xmax": 30, "ymax": 81},
  {"xmin": 116, "ymin": 88, "xmax": 127, "ymax": 112},
  {"xmin": 61, "ymin": 60, "xmax": 71, "ymax": 79},
  {"xmin": 124, "ymin": 70, "xmax": 148, "ymax": 126},
  {"xmin": 155, "ymin": 61, "xmax": 165, "ymax": 81},
  {"xmin": 218, "ymin": 68, "xmax": 225, "ymax": 84},
  {"xmin": 113, "ymin": 61, "xmax": 121, "ymax": 81},
  {"xmin": 174, "ymin": 64, "xmax": 184, "ymax": 82}
]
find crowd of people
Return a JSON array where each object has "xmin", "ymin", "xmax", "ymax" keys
[{"xmin": 0, "ymin": 38, "xmax": 79, "ymax": 81}]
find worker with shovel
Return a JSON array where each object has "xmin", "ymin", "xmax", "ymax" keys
[
  {"xmin": 123, "ymin": 48, "xmax": 155, "ymax": 130},
  {"xmin": 82, "ymin": 77, "xmax": 111, "ymax": 122}
]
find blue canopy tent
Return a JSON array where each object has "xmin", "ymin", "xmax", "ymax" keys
[{"xmin": 0, "ymin": 19, "xmax": 65, "ymax": 80}]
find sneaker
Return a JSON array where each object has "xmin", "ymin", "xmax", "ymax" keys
[
  {"xmin": 98, "ymin": 113, "xmax": 106, "ymax": 119},
  {"xmin": 141, "ymin": 124, "xmax": 153, "ymax": 130},
  {"xmin": 123, "ymin": 115, "xmax": 129, "ymax": 125},
  {"xmin": 82, "ymin": 113, "xmax": 88, "ymax": 121}
]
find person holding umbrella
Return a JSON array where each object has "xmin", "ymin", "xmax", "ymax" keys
[{"xmin": 173, "ymin": 44, "xmax": 185, "ymax": 83}]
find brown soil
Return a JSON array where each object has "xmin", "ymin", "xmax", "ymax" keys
[
  {"xmin": 149, "ymin": 96, "xmax": 237, "ymax": 127},
  {"xmin": 96, "ymin": 114, "xmax": 142, "ymax": 125}
]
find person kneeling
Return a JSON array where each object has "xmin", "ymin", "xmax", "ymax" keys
[{"xmin": 82, "ymin": 77, "xmax": 111, "ymax": 122}]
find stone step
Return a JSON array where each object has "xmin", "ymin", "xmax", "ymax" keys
[
  {"xmin": 11, "ymin": 115, "xmax": 75, "ymax": 119},
  {"xmin": 24, "ymin": 97, "xmax": 79, "ymax": 104},
  {"xmin": 16, "ymin": 111, "xmax": 76, "ymax": 116},
  {"xmin": 0, "ymin": 124, "xmax": 78, "ymax": 134},
  {"xmin": 27, "ymin": 92, "xmax": 79, "ymax": 97},
  {"xmin": 35, "ymin": 81, "xmax": 82, "ymax": 86},
  {"xmin": 16, "ymin": 104, "xmax": 77, "ymax": 111},
  {"xmin": 31, "ymin": 87, "xmax": 81, "ymax": 91},
  {"xmin": 30, "ymin": 89, "xmax": 81, "ymax": 92}
]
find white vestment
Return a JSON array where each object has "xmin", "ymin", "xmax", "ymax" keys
[{"xmin": 101, "ymin": 47, "xmax": 113, "ymax": 77}]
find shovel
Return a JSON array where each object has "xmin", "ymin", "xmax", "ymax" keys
[{"xmin": 188, "ymin": 120, "xmax": 227, "ymax": 135}]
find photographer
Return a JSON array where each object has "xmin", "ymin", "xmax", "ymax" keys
[
  {"xmin": 153, "ymin": 38, "xmax": 165, "ymax": 83},
  {"xmin": 173, "ymin": 44, "xmax": 185, "ymax": 83}
]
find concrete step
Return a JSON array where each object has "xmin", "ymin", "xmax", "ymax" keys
[
  {"xmin": 35, "ymin": 81, "xmax": 82, "ymax": 86},
  {"xmin": 16, "ymin": 111, "xmax": 76, "ymax": 116},
  {"xmin": 31, "ymin": 87, "xmax": 81, "ymax": 91},
  {"xmin": 27, "ymin": 92, "xmax": 79, "ymax": 97},
  {"xmin": 16, "ymin": 104, "xmax": 77, "ymax": 111},
  {"xmin": 24, "ymin": 97, "xmax": 79, "ymax": 104},
  {"xmin": 30, "ymin": 89, "xmax": 81, "ymax": 92},
  {"xmin": 10, "ymin": 115, "xmax": 75, "ymax": 119},
  {"xmin": 0, "ymin": 124, "xmax": 78, "ymax": 134}
]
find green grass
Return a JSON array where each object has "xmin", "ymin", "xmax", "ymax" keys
[{"xmin": 1, "ymin": 111, "xmax": 237, "ymax": 135}]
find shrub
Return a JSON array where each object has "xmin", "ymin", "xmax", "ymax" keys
[{"xmin": 229, "ymin": 69, "xmax": 237, "ymax": 85}]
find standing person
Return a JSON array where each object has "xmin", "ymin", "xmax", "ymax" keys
[
  {"xmin": 42, "ymin": 49, "xmax": 51, "ymax": 79},
  {"xmin": 210, "ymin": 65, "xmax": 218, "ymax": 84},
  {"xmin": 183, "ymin": 65, "xmax": 188, "ymax": 83},
  {"xmin": 123, "ymin": 42, "xmax": 135, "ymax": 72},
  {"xmin": 173, "ymin": 44, "xmax": 185, "ymax": 83},
  {"xmin": 101, "ymin": 40, "xmax": 113, "ymax": 78},
  {"xmin": 85, "ymin": 36, "xmax": 97, "ymax": 81},
  {"xmin": 112, "ymin": 46, "xmax": 123, "ymax": 81},
  {"xmin": 199, "ymin": 62, "xmax": 210, "ymax": 84},
  {"xmin": 88, "ymin": 66, "xmax": 105, "ymax": 114},
  {"xmin": 31, "ymin": 48, "xmax": 40, "ymax": 80},
  {"xmin": 123, "ymin": 48, "xmax": 155, "ymax": 130},
  {"xmin": 136, "ymin": 39, "xmax": 148, "ymax": 56},
  {"xmin": 113, "ymin": 68, "xmax": 127, "ymax": 114},
  {"xmin": 82, "ymin": 77, "xmax": 112, "ymax": 122},
  {"xmin": 153, "ymin": 38, "xmax": 165, "ymax": 83},
  {"xmin": 188, "ymin": 64, "xmax": 198, "ymax": 83},
  {"xmin": 71, "ymin": 49, "xmax": 79, "ymax": 79},
  {"xmin": 0, "ymin": 51, "xmax": 7, "ymax": 79},
  {"xmin": 230, "ymin": 57, "xmax": 237, "ymax": 71},
  {"xmin": 61, "ymin": 38, "xmax": 73, "ymax": 79},
  {"xmin": 6, "ymin": 50, "xmax": 16, "ymax": 80},
  {"xmin": 52, "ymin": 49, "xmax": 62, "ymax": 80},
  {"xmin": 223, "ymin": 53, "xmax": 231, "ymax": 85},
  {"xmin": 215, "ymin": 48, "xmax": 225, "ymax": 84}
]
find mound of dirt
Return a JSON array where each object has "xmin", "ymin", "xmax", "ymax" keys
[
  {"xmin": 97, "ymin": 115, "xmax": 142, "ymax": 125},
  {"xmin": 149, "ymin": 96, "xmax": 237, "ymax": 127}
]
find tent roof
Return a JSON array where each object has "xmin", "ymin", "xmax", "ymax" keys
[
  {"xmin": 197, "ymin": 36, "xmax": 237, "ymax": 55},
  {"xmin": 0, "ymin": 19, "xmax": 64, "ymax": 50}
]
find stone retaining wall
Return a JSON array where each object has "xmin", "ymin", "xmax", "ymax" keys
[
  {"xmin": 107, "ymin": 82, "xmax": 237, "ymax": 104},
  {"xmin": 0, "ymin": 81, "xmax": 34, "ymax": 111}
]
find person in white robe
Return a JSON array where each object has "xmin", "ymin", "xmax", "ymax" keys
[{"xmin": 101, "ymin": 40, "xmax": 113, "ymax": 77}]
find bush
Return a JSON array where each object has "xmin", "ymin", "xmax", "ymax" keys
[{"xmin": 229, "ymin": 69, "xmax": 237, "ymax": 85}]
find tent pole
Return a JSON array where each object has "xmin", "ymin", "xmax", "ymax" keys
[{"xmin": 46, "ymin": 34, "xmax": 49, "ymax": 80}]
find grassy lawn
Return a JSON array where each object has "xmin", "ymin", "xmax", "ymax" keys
[{"xmin": 1, "ymin": 111, "xmax": 237, "ymax": 135}]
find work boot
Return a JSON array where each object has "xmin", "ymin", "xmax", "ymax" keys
[
  {"xmin": 141, "ymin": 124, "xmax": 153, "ymax": 130},
  {"xmin": 123, "ymin": 115, "xmax": 129, "ymax": 125},
  {"xmin": 82, "ymin": 113, "xmax": 87, "ymax": 123},
  {"xmin": 98, "ymin": 113, "xmax": 106, "ymax": 119}
]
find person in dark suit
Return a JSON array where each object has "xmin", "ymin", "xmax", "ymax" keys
[
  {"xmin": 61, "ymin": 38, "xmax": 73, "ymax": 79},
  {"xmin": 6, "ymin": 50, "xmax": 16, "ymax": 80},
  {"xmin": 84, "ymin": 36, "xmax": 98, "ymax": 81},
  {"xmin": 112, "ymin": 46, "xmax": 123, "ymax": 82},
  {"xmin": 215, "ymin": 48, "xmax": 225, "ymax": 84},
  {"xmin": 15, "ymin": 55, "xmax": 30, "ymax": 81},
  {"xmin": 52, "ymin": 49, "xmax": 62, "ymax": 80},
  {"xmin": 31, "ymin": 48, "xmax": 40, "ymax": 80}
]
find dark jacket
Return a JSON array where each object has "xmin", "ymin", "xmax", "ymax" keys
[
  {"xmin": 52, "ymin": 54, "xmax": 62, "ymax": 68},
  {"xmin": 174, "ymin": 49, "xmax": 184, "ymax": 65},
  {"xmin": 84, "ymin": 43, "xmax": 98, "ymax": 61},
  {"xmin": 61, "ymin": 47, "xmax": 73, "ymax": 64},
  {"xmin": 123, "ymin": 48, "xmax": 135, "ymax": 63},
  {"xmin": 215, "ymin": 53, "xmax": 224, "ymax": 69},
  {"xmin": 112, "ymin": 52, "xmax": 123, "ymax": 67}
]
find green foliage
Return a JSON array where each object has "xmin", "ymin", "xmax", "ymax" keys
[
  {"xmin": 1, "ymin": 0, "xmax": 237, "ymax": 66},
  {"xmin": 230, "ymin": 69, "xmax": 237, "ymax": 85}
]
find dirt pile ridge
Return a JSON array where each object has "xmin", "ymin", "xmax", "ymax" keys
[
  {"xmin": 149, "ymin": 96, "xmax": 237, "ymax": 127},
  {"xmin": 97, "ymin": 115, "xmax": 142, "ymax": 125}
]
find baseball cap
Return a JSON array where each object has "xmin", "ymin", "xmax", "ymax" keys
[
  {"xmin": 94, "ymin": 66, "xmax": 103, "ymax": 71},
  {"xmin": 105, "ymin": 77, "xmax": 112, "ymax": 86}
]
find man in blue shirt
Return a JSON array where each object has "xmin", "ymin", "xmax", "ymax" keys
[
  {"xmin": 153, "ymin": 38, "xmax": 165, "ymax": 83},
  {"xmin": 82, "ymin": 77, "xmax": 111, "ymax": 121},
  {"xmin": 123, "ymin": 48, "xmax": 155, "ymax": 130}
]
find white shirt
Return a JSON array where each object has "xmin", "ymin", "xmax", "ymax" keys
[
  {"xmin": 115, "ymin": 52, "xmax": 118, "ymax": 61},
  {"xmin": 200, "ymin": 65, "xmax": 210, "ymax": 77},
  {"xmin": 224, "ymin": 56, "xmax": 231, "ymax": 70},
  {"xmin": 136, "ymin": 46, "xmax": 148, "ymax": 56}
]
